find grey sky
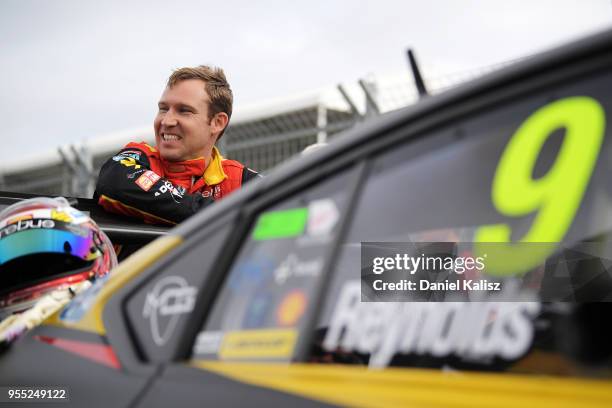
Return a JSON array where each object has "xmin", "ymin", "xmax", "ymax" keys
[{"xmin": 0, "ymin": 0, "xmax": 610, "ymax": 162}]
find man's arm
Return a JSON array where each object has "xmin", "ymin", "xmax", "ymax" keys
[{"xmin": 95, "ymin": 147, "xmax": 214, "ymax": 225}]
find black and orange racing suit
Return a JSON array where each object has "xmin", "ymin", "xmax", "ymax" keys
[{"xmin": 95, "ymin": 141, "xmax": 259, "ymax": 225}]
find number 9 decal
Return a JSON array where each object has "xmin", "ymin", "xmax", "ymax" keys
[{"xmin": 475, "ymin": 96, "xmax": 606, "ymax": 276}]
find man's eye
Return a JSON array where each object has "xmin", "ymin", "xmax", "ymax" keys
[
  {"xmin": 158, "ymin": 107, "xmax": 168, "ymax": 112},
  {"xmin": 180, "ymin": 109, "xmax": 193, "ymax": 114}
]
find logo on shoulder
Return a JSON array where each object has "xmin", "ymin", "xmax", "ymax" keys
[{"xmin": 112, "ymin": 150, "xmax": 142, "ymax": 162}]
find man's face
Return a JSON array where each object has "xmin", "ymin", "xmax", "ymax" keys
[{"xmin": 154, "ymin": 79, "xmax": 224, "ymax": 162}]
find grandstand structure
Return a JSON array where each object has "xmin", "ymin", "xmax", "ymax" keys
[{"xmin": 0, "ymin": 59, "xmax": 521, "ymax": 198}]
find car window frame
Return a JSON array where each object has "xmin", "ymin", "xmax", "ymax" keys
[{"xmin": 181, "ymin": 162, "xmax": 368, "ymax": 363}]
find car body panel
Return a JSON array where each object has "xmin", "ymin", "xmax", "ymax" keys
[{"xmin": 191, "ymin": 362, "xmax": 612, "ymax": 408}]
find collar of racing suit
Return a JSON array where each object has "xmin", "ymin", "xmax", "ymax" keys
[{"xmin": 159, "ymin": 146, "xmax": 227, "ymax": 189}]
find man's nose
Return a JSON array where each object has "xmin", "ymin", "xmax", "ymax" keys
[{"xmin": 161, "ymin": 111, "xmax": 178, "ymax": 127}]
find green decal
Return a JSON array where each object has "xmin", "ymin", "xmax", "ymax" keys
[
  {"xmin": 475, "ymin": 96, "xmax": 606, "ymax": 276},
  {"xmin": 252, "ymin": 208, "xmax": 308, "ymax": 240}
]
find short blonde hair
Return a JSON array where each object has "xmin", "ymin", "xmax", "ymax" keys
[{"xmin": 167, "ymin": 65, "xmax": 233, "ymax": 138}]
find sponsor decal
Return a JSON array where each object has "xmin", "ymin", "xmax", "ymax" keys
[
  {"xmin": 0, "ymin": 219, "xmax": 55, "ymax": 239},
  {"xmin": 112, "ymin": 150, "xmax": 141, "ymax": 162},
  {"xmin": 118, "ymin": 156, "xmax": 142, "ymax": 169},
  {"xmin": 227, "ymin": 254, "xmax": 274, "ymax": 291},
  {"xmin": 276, "ymin": 290, "xmax": 307, "ymax": 326},
  {"xmin": 6, "ymin": 213, "xmax": 33, "ymax": 225},
  {"xmin": 307, "ymin": 199, "xmax": 339, "ymax": 237},
  {"xmin": 51, "ymin": 209, "xmax": 73, "ymax": 223},
  {"xmin": 1, "ymin": 209, "xmax": 52, "ymax": 227},
  {"xmin": 274, "ymin": 254, "xmax": 323, "ymax": 285},
  {"xmin": 297, "ymin": 199, "xmax": 340, "ymax": 246},
  {"xmin": 252, "ymin": 208, "xmax": 308, "ymax": 241},
  {"xmin": 154, "ymin": 181, "xmax": 186, "ymax": 202},
  {"xmin": 218, "ymin": 328, "xmax": 297, "ymax": 359},
  {"xmin": 323, "ymin": 280, "xmax": 540, "ymax": 367},
  {"xmin": 126, "ymin": 169, "xmax": 145, "ymax": 179},
  {"xmin": 193, "ymin": 331, "xmax": 224, "ymax": 355},
  {"xmin": 0, "ymin": 208, "xmax": 88, "ymax": 230},
  {"xmin": 142, "ymin": 276, "xmax": 197, "ymax": 346},
  {"xmin": 135, "ymin": 170, "xmax": 161, "ymax": 192},
  {"xmin": 242, "ymin": 291, "xmax": 274, "ymax": 328},
  {"xmin": 201, "ymin": 185, "xmax": 222, "ymax": 199},
  {"xmin": 63, "ymin": 207, "xmax": 90, "ymax": 224}
]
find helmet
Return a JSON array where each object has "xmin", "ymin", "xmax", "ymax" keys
[{"xmin": 0, "ymin": 197, "xmax": 117, "ymax": 317}]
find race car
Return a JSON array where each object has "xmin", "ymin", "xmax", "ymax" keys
[{"xmin": 2, "ymin": 27, "xmax": 612, "ymax": 407}]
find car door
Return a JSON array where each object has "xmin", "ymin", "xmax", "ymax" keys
[{"xmin": 133, "ymin": 166, "xmax": 363, "ymax": 407}]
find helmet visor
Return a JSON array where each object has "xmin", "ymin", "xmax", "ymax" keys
[{"xmin": 0, "ymin": 221, "xmax": 98, "ymax": 265}]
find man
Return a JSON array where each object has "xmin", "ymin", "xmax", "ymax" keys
[{"xmin": 95, "ymin": 66, "xmax": 259, "ymax": 225}]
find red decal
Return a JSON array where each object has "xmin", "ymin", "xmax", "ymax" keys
[
  {"xmin": 7, "ymin": 214, "xmax": 33, "ymax": 225},
  {"xmin": 35, "ymin": 335, "xmax": 121, "ymax": 370},
  {"xmin": 135, "ymin": 170, "xmax": 161, "ymax": 192}
]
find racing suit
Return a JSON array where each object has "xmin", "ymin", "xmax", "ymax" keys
[{"xmin": 95, "ymin": 142, "xmax": 259, "ymax": 225}]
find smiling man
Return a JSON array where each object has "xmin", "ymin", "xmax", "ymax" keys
[{"xmin": 95, "ymin": 66, "xmax": 259, "ymax": 225}]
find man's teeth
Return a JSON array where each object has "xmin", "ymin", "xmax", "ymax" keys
[{"xmin": 163, "ymin": 134, "xmax": 181, "ymax": 141}]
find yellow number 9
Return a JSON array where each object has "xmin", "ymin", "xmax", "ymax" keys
[{"xmin": 475, "ymin": 97, "xmax": 606, "ymax": 276}]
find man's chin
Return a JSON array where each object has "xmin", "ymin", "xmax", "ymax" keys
[{"xmin": 158, "ymin": 148, "xmax": 185, "ymax": 162}]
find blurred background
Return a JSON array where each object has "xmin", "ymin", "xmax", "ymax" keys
[{"xmin": 0, "ymin": 0, "xmax": 610, "ymax": 197}]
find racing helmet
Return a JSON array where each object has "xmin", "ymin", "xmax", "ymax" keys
[{"xmin": 0, "ymin": 197, "xmax": 117, "ymax": 316}]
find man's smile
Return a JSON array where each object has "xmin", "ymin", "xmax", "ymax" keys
[{"xmin": 161, "ymin": 133, "xmax": 182, "ymax": 142}]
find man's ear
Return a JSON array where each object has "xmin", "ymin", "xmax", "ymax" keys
[{"xmin": 211, "ymin": 112, "xmax": 229, "ymax": 141}]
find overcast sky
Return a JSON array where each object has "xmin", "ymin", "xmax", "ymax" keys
[{"xmin": 1, "ymin": 0, "xmax": 610, "ymax": 162}]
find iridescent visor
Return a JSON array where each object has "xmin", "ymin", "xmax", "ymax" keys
[{"xmin": 0, "ymin": 228, "xmax": 95, "ymax": 265}]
